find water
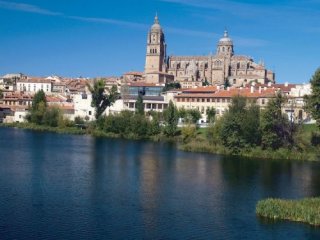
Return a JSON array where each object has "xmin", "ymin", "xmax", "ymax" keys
[{"xmin": 0, "ymin": 127, "xmax": 320, "ymax": 239}]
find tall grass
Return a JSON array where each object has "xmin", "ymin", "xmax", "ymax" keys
[{"xmin": 256, "ymin": 198, "xmax": 320, "ymax": 226}]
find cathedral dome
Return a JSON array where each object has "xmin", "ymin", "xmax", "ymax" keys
[
  {"xmin": 151, "ymin": 14, "xmax": 162, "ymax": 32},
  {"xmin": 219, "ymin": 30, "xmax": 233, "ymax": 45}
]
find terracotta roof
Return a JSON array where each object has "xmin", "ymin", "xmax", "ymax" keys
[
  {"xmin": 18, "ymin": 78, "xmax": 52, "ymax": 83},
  {"xmin": 124, "ymin": 72, "xmax": 144, "ymax": 76},
  {"xmin": 175, "ymin": 88, "xmax": 277, "ymax": 99},
  {"xmin": 128, "ymin": 82, "xmax": 164, "ymax": 87}
]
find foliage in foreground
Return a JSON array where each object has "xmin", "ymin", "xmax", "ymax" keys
[
  {"xmin": 304, "ymin": 67, "xmax": 320, "ymax": 129},
  {"xmin": 256, "ymin": 198, "xmax": 320, "ymax": 226},
  {"xmin": 87, "ymin": 79, "xmax": 120, "ymax": 119}
]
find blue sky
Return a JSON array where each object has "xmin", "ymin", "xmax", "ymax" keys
[{"xmin": 0, "ymin": 0, "xmax": 319, "ymax": 83}]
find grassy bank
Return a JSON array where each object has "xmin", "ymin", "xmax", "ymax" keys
[
  {"xmin": 1, "ymin": 122, "xmax": 179, "ymax": 143},
  {"xmin": 179, "ymin": 126, "xmax": 320, "ymax": 161},
  {"xmin": 2, "ymin": 122, "xmax": 86, "ymax": 135},
  {"xmin": 256, "ymin": 198, "xmax": 320, "ymax": 226}
]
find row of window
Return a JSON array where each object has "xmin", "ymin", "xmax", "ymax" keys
[
  {"xmin": 150, "ymin": 49, "xmax": 158, "ymax": 54},
  {"xmin": 127, "ymin": 103, "xmax": 168, "ymax": 110},
  {"xmin": 176, "ymin": 97, "xmax": 231, "ymax": 103}
]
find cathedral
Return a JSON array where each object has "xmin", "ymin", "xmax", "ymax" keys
[{"xmin": 144, "ymin": 15, "xmax": 275, "ymax": 86}]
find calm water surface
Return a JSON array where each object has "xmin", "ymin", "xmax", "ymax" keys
[{"xmin": 0, "ymin": 127, "xmax": 320, "ymax": 239}]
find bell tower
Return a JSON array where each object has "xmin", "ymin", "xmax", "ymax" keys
[
  {"xmin": 217, "ymin": 30, "xmax": 234, "ymax": 58},
  {"xmin": 145, "ymin": 14, "xmax": 167, "ymax": 75}
]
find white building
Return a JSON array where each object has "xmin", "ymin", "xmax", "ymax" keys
[
  {"xmin": 73, "ymin": 93, "xmax": 96, "ymax": 121},
  {"xmin": 17, "ymin": 78, "xmax": 52, "ymax": 93}
]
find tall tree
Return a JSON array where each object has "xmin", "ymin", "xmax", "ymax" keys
[
  {"xmin": 87, "ymin": 80, "xmax": 120, "ymax": 119},
  {"xmin": 135, "ymin": 94, "xmax": 144, "ymax": 115},
  {"xmin": 219, "ymin": 96, "xmax": 261, "ymax": 153},
  {"xmin": 27, "ymin": 90, "xmax": 47, "ymax": 124},
  {"xmin": 260, "ymin": 92, "xmax": 294, "ymax": 149},
  {"xmin": 163, "ymin": 100, "xmax": 179, "ymax": 136},
  {"xmin": 206, "ymin": 107, "xmax": 216, "ymax": 124},
  {"xmin": 304, "ymin": 68, "xmax": 320, "ymax": 128}
]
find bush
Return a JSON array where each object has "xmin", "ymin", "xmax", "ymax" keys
[{"xmin": 311, "ymin": 132, "xmax": 320, "ymax": 146}]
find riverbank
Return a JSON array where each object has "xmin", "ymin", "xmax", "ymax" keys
[
  {"xmin": 2, "ymin": 122, "xmax": 319, "ymax": 161},
  {"xmin": 179, "ymin": 125, "xmax": 320, "ymax": 161},
  {"xmin": 256, "ymin": 198, "xmax": 320, "ymax": 227},
  {"xmin": 1, "ymin": 122, "xmax": 179, "ymax": 142}
]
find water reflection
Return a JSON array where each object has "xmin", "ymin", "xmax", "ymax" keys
[{"xmin": 0, "ymin": 128, "xmax": 320, "ymax": 239}]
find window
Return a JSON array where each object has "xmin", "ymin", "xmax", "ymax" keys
[{"xmin": 89, "ymin": 111, "xmax": 92, "ymax": 116}]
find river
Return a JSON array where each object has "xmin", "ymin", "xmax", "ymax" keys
[{"xmin": 0, "ymin": 127, "xmax": 319, "ymax": 239}]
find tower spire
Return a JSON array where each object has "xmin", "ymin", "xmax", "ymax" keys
[{"xmin": 154, "ymin": 12, "xmax": 159, "ymax": 24}]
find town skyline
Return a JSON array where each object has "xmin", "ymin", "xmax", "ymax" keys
[{"xmin": 0, "ymin": 0, "xmax": 319, "ymax": 83}]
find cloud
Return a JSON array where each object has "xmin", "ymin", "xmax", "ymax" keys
[
  {"xmin": 0, "ymin": 0, "xmax": 61, "ymax": 15},
  {"xmin": 67, "ymin": 16, "xmax": 148, "ymax": 30}
]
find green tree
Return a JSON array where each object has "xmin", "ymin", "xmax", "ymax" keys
[
  {"xmin": 181, "ymin": 125, "xmax": 197, "ymax": 143},
  {"xmin": 163, "ymin": 100, "xmax": 179, "ymax": 136},
  {"xmin": 135, "ymin": 94, "xmax": 144, "ymax": 115},
  {"xmin": 148, "ymin": 111, "xmax": 161, "ymax": 136},
  {"xmin": 162, "ymin": 82, "xmax": 181, "ymax": 92},
  {"xmin": 87, "ymin": 80, "xmax": 120, "ymax": 119},
  {"xmin": 260, "ymin": 92, "xmax": 294, "ymax": 149},
  {"xmin": 304, "ymin": 68, "xmax": 320, "ymax": 128},
  {"xmin": 0, "ymin": 89, "xmax": 3, "ymax": 99},
  {"xmin": 219, "ymin": 96, "xmax": 261, "ymax": 153},
  {"xmin": 206, "ymin": 107, "xmax": 216, "ymax": 124},
  {"xmin": 189, "ymin": 109, "xmax": 201, "ymax": 124},
  {"xmin": 27, "ymin": 90, "xmax": 47, "ymax": 124},
  {"xmin": 43, "ymin": 106, "xmax": 62, "ymax": 127}
]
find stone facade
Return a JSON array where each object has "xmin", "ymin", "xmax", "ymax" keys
[{"xmin": 144, "ymin": 16, "xmax": 275, "ymax": 86}]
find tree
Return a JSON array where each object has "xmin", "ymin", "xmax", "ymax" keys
[
  {"xmin": 163, "ymin": 100, "xmax": 179, "ymax": 136},
  {"xmin": 87, "ymin": 80, "xmax": 120, "ymax": 119},
  {"xmin": 135, "ymin": 94, "xmax": 144, "ymax": 115},
  {"xmin": 304, "ymin": 68, "xmax": 320, "ymax": 128},
  {"xmin": 43, "ymin": 106, "xmax": 62, "ymax": 127},
  {"xmin": 27, "ymin": 90, "xmax": 47, "ymax": 124},
  {"xmin": 219, "ymin": 96, "xmax": 261, "ymax": 153},
  {"xmin": 206, "ymin": 107, "xmax": 216, "ymax": 124},
  {"xmin": 162, "ymin": 82, "xmax": 181, "ymax": 92},
  {"xmin": 0, "ymin": 89, "xmax": 3, "ymax": 99},
  {"xmin": 260, "ymin": 92, "xmax": 294, "ymax": 149},
  {"xmin": 31, "ymin": 90, "xmax": 46, "ymax": 111},
  {"xmin": 202, "ymin": 79, "xmax": 210, "ymax": 86}
]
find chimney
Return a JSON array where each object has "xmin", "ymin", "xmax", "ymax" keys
[
  {"xmin": 285, "ymin": 82, "xmax": 288, "ymax": 87},
  {"xmin": 227, "ymin": 87, "xmax": 230, "ymax": 91},
  {"xmin": 268, "ymin": 82, "xmax": 272, "ymax": 87},
  {"xmin": 250, "ymin": 86, "xmax": 254, "ymax": 93},
  {"xmin": 264, "ymin": 86, "xmax": 267, "ymax": 91},
  {"xmin": 259, "ymin": 86, "xmax": 262, "ymax": 93},
  {"xmin": 217, "ymin": 85, "xmax": 220, "ymax": 91}
]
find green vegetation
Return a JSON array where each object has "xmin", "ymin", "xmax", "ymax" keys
[
  {"xmin": 87, "ymin": 79, "xmax": 120, "ymax": 119},
  {"xmin": 261, "ymin": 92, "xmax": 295, "ymax": 149},
  {"xmin": 0, "ymin": 89, "xmax": 3, "ymax": 99},
  {"xmin": 162, "ymin": 82, "xmax": 181, "ymax": 92},
  {"xmin": 179, "ymin": 94, "xmax": 320, "ymax": 161},
  {"xmin": 163, "ymin": 100, "xmax": 179, "ymax": 137},
  {"xmin": 256, "ymin": 198, "xmax": 320, "ymax": 226},
  {"xmin": 178, "ymin": 107, "xmax": 201, "ymax": 124},
  {"xmin": 218, "ymin": 96, "xmax": 261, "ymax": 153},
  {"xmin": 135, "ymin": 93, "xmax": 144, "ymax": 115},
  {"xmin": 305, "ymin": 68, "xmax": 320, "ymax": 129}
]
